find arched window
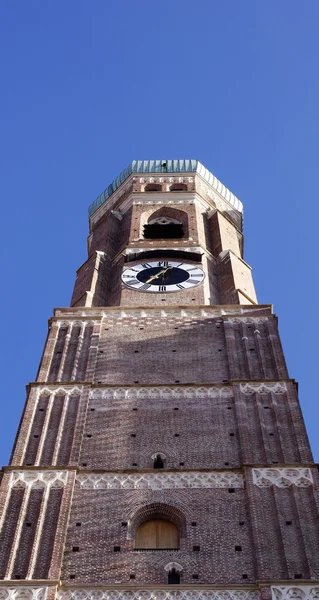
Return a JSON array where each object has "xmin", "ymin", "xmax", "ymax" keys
[
  {"xmin": 135, "ymin": 519, "xmax": 180, "ymax": 549},
  {"xmin": 144, "ymin": 216, "xmax": 184, "ymax": 239},
  {"xmin": 144, "ymin": 183, "xmax": 162, "ymax": 192},
  {"xmin": 153, "ymin": 454, "xmax": 164, "ymax": 469},
  {"xmin": 168, "ymin": 568, "xmax": 180, "ymax": 584}
]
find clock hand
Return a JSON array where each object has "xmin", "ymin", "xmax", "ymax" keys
[{"xmin": 146, "ymin": 265, "xmax": 172, "ymax": 284}]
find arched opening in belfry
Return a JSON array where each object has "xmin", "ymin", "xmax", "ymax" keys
[
  {"xmin": 143, "ymin": 207, "xmax": 188, "ymax": 239},
  {"xmin": 144, "ymin": 216, "xmax": 183, "ymax": 239},
  {"xmin": 134, "ymin": 519, "xmax": 180, "ymax": 550}
]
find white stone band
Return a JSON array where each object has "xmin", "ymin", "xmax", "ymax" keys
[
  {"xmin": 9, "ymin": 470, "xmax": 69, "ymax": 489},
  {"xmin": 0, "ymin": 589, "xmax": 47, "ymax": 600},
  {"xmin": 240, "ymin": 383, "xmax": 287, "ymax": 395},
  {"xmin": 76, "ymin": 471, "xmax": 244, "ymax": 490},
  {"xmin": 58, "ymin": 591, "xmax": 259, "ymax": 600},
  {"xmin": 38, "ymin": 386, "xmax": 82, "ymax": 397},
  {"xmin": 90, "ymin": 386, "xmax": 232, "ymax": 401},
  {"xmin": 54, "ymin": 307, "xmax": 270, "ymax": 320},
  {"xmin": 252, "ymin": 468, "xmax": 313, "ymax": 488},
  {"xmin": 271, "ymin": 587, "xmax": 319, "ymax": 600},
  {"xmin": 227, "ymin": 317, "xmax": 268, "ymax": 324}
]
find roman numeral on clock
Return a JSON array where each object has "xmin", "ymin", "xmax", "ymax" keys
[
  {"xmin": 158, "ymin": 285, "xmax": 166, "ymax": 292},
  {"xmin": 188, "ymin": 279, "xmax": 200, "ymax": 284},
  {"xmin": 139, "ymin": 284, "xmax": 151, "ymax": 291},
  {"xmin": 141, "ymin": 263, "xmax": 152, "ymax": 268},
  {"xmin": 176, "ymin": 284, "xmax": 185, "ymax": 289}
]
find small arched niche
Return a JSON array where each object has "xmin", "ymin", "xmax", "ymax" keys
[
  {"xmin": 144, "ymin": 183, "xmax": 162, "ymax": 192},
  {"xmin": 165, "ymin": 562, "xmax": 183, "ymax": 585},
  {"xmin": 168, "ymin": 568, "xmax": 180, "ymax": 584},
  {"xmin": 135, "ymin": 519, "xmax": 180, "ymax": 550},
  {"xmin": 154, "ymin": 455, "xmax": 164, "ymax": 469},
  {"xmin": 151, "ymin": 452, "xmax": 166, "ymax": 469},
  {"xmin": 170, "ymin": 183, "xmax": 187, "ymax": 192}
]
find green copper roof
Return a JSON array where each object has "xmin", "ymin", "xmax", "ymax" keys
[{"xmin": 88, "ymin": 160, "xmax": 242, "ymax": 217}]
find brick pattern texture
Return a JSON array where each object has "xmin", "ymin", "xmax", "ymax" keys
[{"xmin": 0, "ymin": 185, "xmax": 317, "ymax": 600}]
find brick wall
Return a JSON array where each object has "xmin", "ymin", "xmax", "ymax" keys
[{"xmin": 70, "ymin": 188, "xmax": 255, "ymax": 308}]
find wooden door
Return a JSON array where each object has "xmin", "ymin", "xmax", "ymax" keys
[{"xmin": 135, "ymin": 520, "xmax": 179, "ymax": 549}]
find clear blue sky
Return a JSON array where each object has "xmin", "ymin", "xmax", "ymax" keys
[{"xmin": 1, "ymin": 1, "xmax": 318, "ymax": 465}]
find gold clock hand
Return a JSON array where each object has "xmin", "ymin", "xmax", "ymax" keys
[
  {"xmin": 146, "ymin": 265, "xmax": 172, "ymax": 284},
  {"xmin": 146, "ymin": 268, "xmax": 168, "ymax": 284}
]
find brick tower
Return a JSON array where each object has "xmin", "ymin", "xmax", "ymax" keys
[{"xmin": 1, "ymin": 160, "xmax": 319, "ymax": 600}]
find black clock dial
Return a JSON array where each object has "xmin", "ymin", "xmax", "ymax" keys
[
  {"xmin": 121, "ymin": 260, "xmax": 205, "ymax": 293},
  {"xmin": 136, "ymin": 265, "xmax": 189, "ymax": 286}
]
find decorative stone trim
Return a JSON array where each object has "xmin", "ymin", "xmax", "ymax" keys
[
  {"xmin": 137, "ymin": 176, "xmax": 194, "ymax": 184},
  {"xmin": 58, "ymin": 591, "xmax": 260, "ymax": 600},
  {"xmin": 54, "ymin": 306, "xmax": 271, "ymax": 320},
  {"xmin": 106, "ymin": 309, "xmax": 264, "ymax": 319},
  {"xmin": 101, "ymin": 308, "xmax": 260, "ymax": 320},
  {"xmin": 134, "ymin": 198, "xmax": 194, "ymax": 206},
  {"xmin": 271, "ymin": 586, "xmax": 319, "ymax": 600},
  {"xmin": 252, "ymin": 468, "xmax": 313, "ymax": 488},
  {"xmin": 125, "ymin": 246, "xmax": 203, "ymax": 255},
  {"xmin": 90, "ymin": 386, "xmax": 232, "ymax": 401},
  {"xmin": 0, "ymin": 589, "xmax": 47, "ymax": 600},
  {"xmin": 56, "ymin": 321, "xmax": 95, "ymax": 328},
  {"xmin": 9, "ymin": 470, "xmax": 68, "ymax": 489},
  {"xmin": 240, "ymin": 383, "xmax": 287, "ymax": 395},
  {"xmin": 227, "ymin": 317, "xmax": 268, "ymax": 324},
  {"xmin": 38, "ymin": 386, "xmax": 82, "ymax": 397},
  {"xmin": 76, "ymin": 471, "xmax": 244, "ymax": 490},
  {"xmin": 164, "ymin": 561, "xmax": 183, "ymax": 571}
]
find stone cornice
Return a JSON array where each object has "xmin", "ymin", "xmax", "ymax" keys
[{"xmin": 53, "ymin": 304, "xmax": 272, "ymax": 320}]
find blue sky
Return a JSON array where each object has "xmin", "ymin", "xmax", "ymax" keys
[{"xmin": 0, "ymin": 1, "xmax": 319, "ymax": 464}]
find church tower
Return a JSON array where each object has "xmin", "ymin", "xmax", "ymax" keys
[{"xmin": 1, "ymin": 160, "xmax": 319, "ymax": 600}]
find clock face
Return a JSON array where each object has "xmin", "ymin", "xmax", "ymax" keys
[{"xmin": 121, "ymin": 260, "xmax": 205, "ymax": 293}]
